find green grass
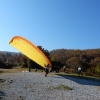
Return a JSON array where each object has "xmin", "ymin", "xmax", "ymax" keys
[
  {"xmin": 23, "ymin": 85, "xmax": 27, "ymax": 89},
  {"xmin": 48, "ymin": 85, "xmax": 73, "ymax": 91},
  {"xmin": 54, "ymin": 84, "xmax": 73, "ymax": 90}
]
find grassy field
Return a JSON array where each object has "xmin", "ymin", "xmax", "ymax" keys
[
  {"xmin": 0, "ymin": 67, "xmax": 100, "ymax": 81},
  {"xmin": 0, "ymin": 67, "xmax": 38, "ymax": 73}
]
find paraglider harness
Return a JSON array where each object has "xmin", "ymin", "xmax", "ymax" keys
[{"xmin": 45, "ymin": 67, "xmax": 49, "ymax": 73}]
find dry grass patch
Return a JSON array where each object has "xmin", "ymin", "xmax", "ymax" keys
[
  {"xmin": 55, "ymin": 84, "xmax": 73, "ymax": 90},
  {"xmin": 48, "ymin": 84, "xmax": 73, "ymax": 91}
]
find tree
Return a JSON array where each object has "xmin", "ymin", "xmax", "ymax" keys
[
  {"xmin": 66, "ymin": 57, "xmax": 81, "ymax": 73},
  {"xmin": 37, "ymin": 46, "xmax": 50, "ymax": 59},
  {"xmin": 90, "ymin": 57, "xmax": 100, "ymax": 75}
]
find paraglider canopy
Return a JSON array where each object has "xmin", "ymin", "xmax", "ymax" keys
[{"xmin": 9, "ymin": 36, "xmax": 52, "ymax": 70}]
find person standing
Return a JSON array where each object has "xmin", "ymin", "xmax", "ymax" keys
[
  {"xmin": 45, "ymin": 64, "xmax": 50, "ymax": 77},
  {"xmin": 78, "ymin": 66, "xmax": 82, "ymax": 76}
]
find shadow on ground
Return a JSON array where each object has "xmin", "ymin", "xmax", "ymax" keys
[
  {"xmin": 0, "ymin": 91, "xmax": 6, "ymax": 100},
  {"xmin": 50, "ymin": 74, "xmax": 100, "ymax": 86}
]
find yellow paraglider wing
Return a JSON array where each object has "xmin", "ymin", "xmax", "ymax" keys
[{"xmin": 9, "ymin": 36, "xmax": 52, "ymax": 69}]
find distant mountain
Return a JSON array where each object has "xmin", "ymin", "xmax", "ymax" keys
[{"xmin": 0, "ymin": 51, "xmax": 22, "ymax": 55}]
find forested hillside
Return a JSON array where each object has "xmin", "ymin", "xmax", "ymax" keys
[
  {"xmin": 0, "ymin": 46, "xmax": 50, "ymax": 69},
  {"xmin": 50, "ymin": 48, "xmax": 100, "ymax": 77},
  {"xmin": 0, "ymin": 48, "xmax": 100, "ymax": 77}
]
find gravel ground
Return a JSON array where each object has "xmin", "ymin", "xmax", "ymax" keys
[{"xmin": 0, "ymin": 72, "xmax": 100, "ymax": 100}]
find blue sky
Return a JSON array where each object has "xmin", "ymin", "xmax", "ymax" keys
[{"xmin": 0, "ymin": 0, "xmax": 100, "ymax": 52}]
